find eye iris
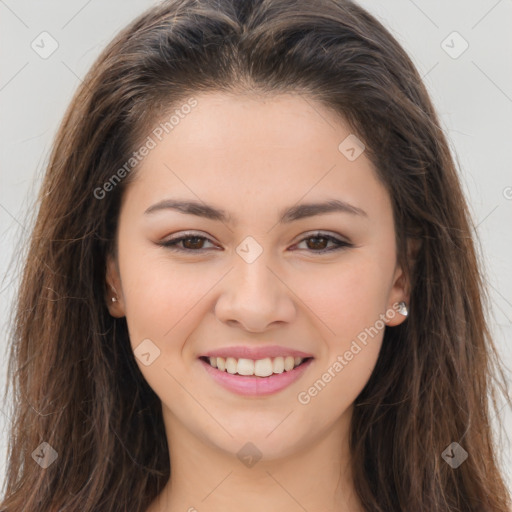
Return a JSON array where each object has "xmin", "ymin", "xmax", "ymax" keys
[
  {"xmin": 182, "ymin": 236, "xmax": 205, "ymax": 249},
  {"xmin": 306, "ymin": 236, "xmax": 328, "ymax": 250}
]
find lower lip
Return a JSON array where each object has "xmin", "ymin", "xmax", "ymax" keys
[{"xmin": 199, "ymin": 358, "xmax": 314, "ymax": 397}]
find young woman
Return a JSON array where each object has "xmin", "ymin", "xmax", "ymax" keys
[{"xmin": 1, "ymin": 0, "xmax": 510, "ymax": 511}]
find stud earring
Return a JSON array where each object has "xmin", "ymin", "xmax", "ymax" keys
[
  {"xmin": 109, "ymin": 284, "xmax": 118, "ymax": 303},
  {"xmin": 397, "ymin": 301, "xmax": 408, "ymax": 316}
]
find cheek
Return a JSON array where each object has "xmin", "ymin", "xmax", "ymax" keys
[
  {"xmin": 295, "ymin": 252, "xmax": 395, "ymax": 343},
  {"xmin": 294, "ymin": 268, "xmax": 387, "ymax": 420},
  {"xmin": 291, "ymin": 252, "xmax": 393, "ymax": 403},
  {"xmin": 117, "ymin": 247, "xmax": 214, "ymax": 401},
  {"xmin": 116, "ymin": 232, "xmax": 209, "ymax": 350}
]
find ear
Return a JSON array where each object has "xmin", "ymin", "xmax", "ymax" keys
[
  {"xmin": 385, "ymin": 237, "xmax": 421, "ymax": 327},
  {"xmin": 105, "ymin": 253, "xmax": 125, "ymax": 318}
]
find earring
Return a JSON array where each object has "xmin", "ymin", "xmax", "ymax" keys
[
  {"xmin": 397, "ymin": 301, "xmax": 408, "ymax": 316},
  {"xmin": 109, "ymin": 284, "xmax": 118, "ymax": 303}
]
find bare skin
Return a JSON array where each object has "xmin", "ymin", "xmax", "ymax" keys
[{"xmin": 106, "ymin": 92, "xmax": 409, "ymax": 512}]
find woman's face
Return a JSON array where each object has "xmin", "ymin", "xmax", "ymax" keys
[{"xmin": 107, "ymin": 92, "xmax": 408, "ymax": 460}]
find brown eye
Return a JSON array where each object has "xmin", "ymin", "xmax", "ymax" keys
[
  {"xmin": 161, "ymin": 234, "xmax": 216, "ymax": 251},
  {"xmin": 180, "ymin": 236, "xmax": 207, "ymax": 250},
  {"xmin": 294, "ymin": 233, "xmax": 352, "ymax": 253},
  {"xmin": 305, "ymin": 236, "xmax": 330, "ymax": 251}
]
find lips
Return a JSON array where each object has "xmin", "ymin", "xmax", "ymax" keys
[
  {"xmin": 197, "ymin": 345, "xmax": 314, "ymax": 396},
  {"xmin": 199, "ymin": 356, "xmax": 314, "ymax": 396}
]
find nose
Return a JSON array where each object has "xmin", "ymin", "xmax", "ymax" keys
[{"xmin": 214, "ymin": 251, "xmax": 296, "ymax": 332}]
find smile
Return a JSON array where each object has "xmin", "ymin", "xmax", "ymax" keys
[
  {"xmin": 202, "ymin": 355, "xmax": 308, "ymax": 377},
  {"xmin": 198, "ymin": 356, "xmax": 314, "ymax": 396}
]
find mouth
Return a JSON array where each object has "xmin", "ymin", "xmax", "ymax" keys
[
  {"xmin": 198, "ymin": 355, "xmax": 314, "ymax": 396},
  {"xmin": 199, "ymin": 355, "xmax": 313, "ymax": 377}
]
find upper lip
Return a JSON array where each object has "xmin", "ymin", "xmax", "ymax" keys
[{"xmin": 201, "ymin": 345, "xmax": 314, "ymax": 360}]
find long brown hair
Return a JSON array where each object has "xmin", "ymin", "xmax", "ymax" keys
[{"xmin": 1, "ymin": 0, "xmax": 510, "ymax": 510}]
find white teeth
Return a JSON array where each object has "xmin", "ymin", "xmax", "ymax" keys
[
  {"xmin": 284, "ymin": 356, "xmax": 295, "ymax": 371},
  {"xmin": 237, "ymin": 358, "xmax": 255, "ymax": 376},
  {"xmin": 273, "ymin": 356, "xmax": 284, "ymax": 374},
  {"xmin": 226, "ymin": 357, "xmax": 237, "ymax": 374},
  {"xmin": 205, "ymin": 355, "xmax": 306, "ymax": 376},
  {"xmin": 254, "ymin": 358, "xmax": 273, "ymax": 377}
]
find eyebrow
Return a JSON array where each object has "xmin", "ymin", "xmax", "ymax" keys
[{"xmin": 144, "ymin": 198, "xmax": 367, "ymax": 224}]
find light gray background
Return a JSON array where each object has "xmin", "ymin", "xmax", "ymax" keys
[{"xmin": 1, "ymin": 0, "xmax": 511, "ymax": 495}]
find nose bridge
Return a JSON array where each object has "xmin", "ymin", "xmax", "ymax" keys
[
  {"xmin": 232, "ymin": 236, "xmax": 279, "ymax": 301},
  {"xmin": 214, "ymin": 235, "xmax": 296, "ymax": 330}
]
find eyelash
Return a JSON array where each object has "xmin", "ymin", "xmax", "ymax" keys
[{"xmin": 159, "ymin": 231, "xmax": 352, "ymax": 254}]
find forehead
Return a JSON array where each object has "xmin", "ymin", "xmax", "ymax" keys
[
  {"xmin": 123, "ymin": 92, "xmax": 390, "ymax": 223},
  {"xmin": 154, "ymin": 92, "xmax": 349, "ymax": 152}
]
